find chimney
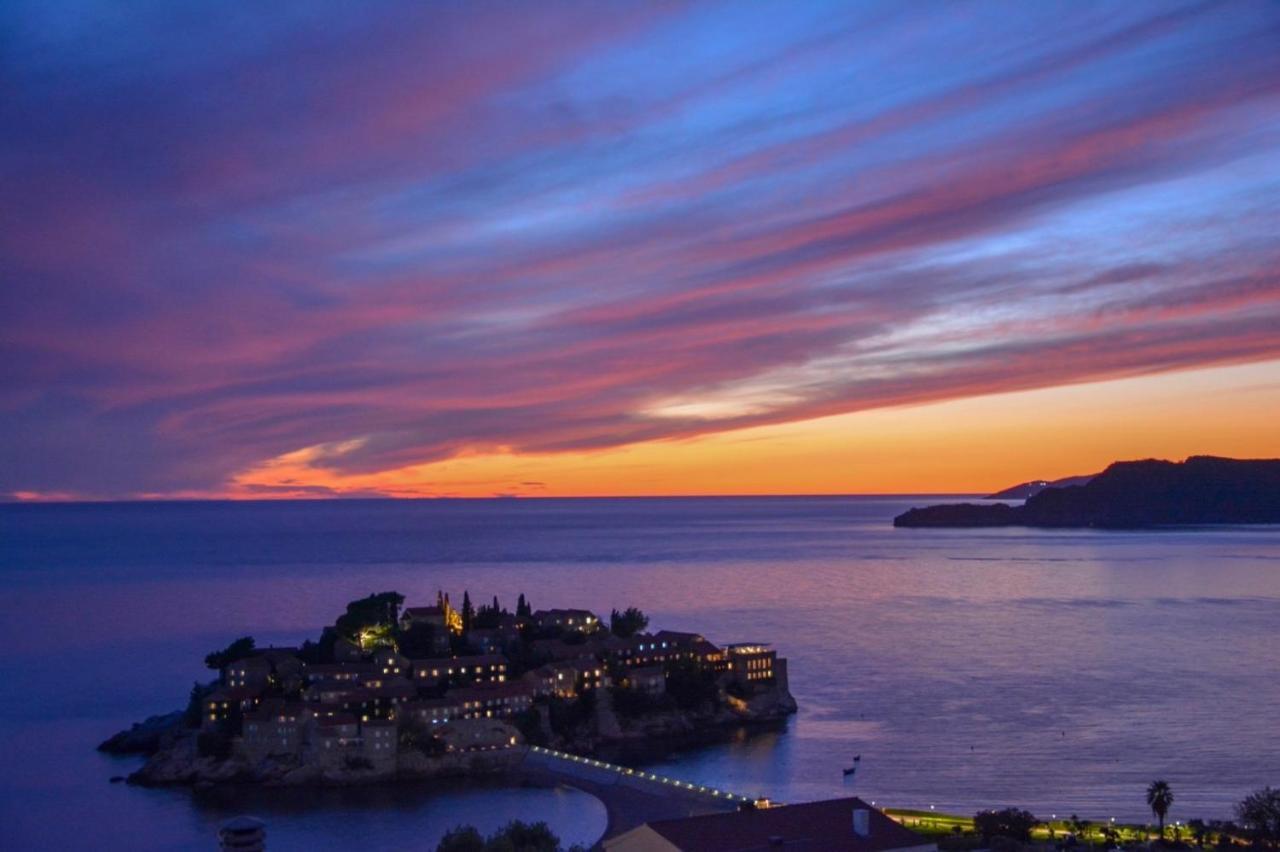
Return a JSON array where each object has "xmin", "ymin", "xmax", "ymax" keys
[{"xmin": 853, "ymin": 808, "xmax": 871, "ymax": 838}]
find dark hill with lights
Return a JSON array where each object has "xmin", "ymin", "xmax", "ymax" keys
[{"xmin": 895, "ymin": 456, "xmax": 1280, "ymax": 529}]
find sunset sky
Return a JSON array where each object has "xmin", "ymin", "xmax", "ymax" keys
[{"xmin": 3, "ymin": 1, "xmax": 1279, "ymax": 500}]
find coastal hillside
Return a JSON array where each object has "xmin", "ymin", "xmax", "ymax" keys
[
  {"xmin": 895, "ymin": 456, "xmax": 1280, "ymax": 529},
  {"xmin": 985, "ymin": 473, "xmax": 1096, "ymax": 500}
]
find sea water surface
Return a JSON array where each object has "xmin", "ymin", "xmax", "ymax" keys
[{"xmin": 1, "ymin": 496, "xmax": 1278, "ymax": 850}]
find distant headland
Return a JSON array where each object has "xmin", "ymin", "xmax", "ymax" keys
[
  {"xmin": 895, "ymin": 456, "xmax": 1280, "ymax": 529},
  {"xmin": 985, "ymin": 473, "xmax": 1096, "ymax": 500}
]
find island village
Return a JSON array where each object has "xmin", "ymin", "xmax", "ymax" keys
[
  {"xmin": 106, "ymin": 590, "xmax": 796, "ymax": 789},
  {"xmin": 108, "ymin": 593, "xmax": 948, "ymax": 852}
]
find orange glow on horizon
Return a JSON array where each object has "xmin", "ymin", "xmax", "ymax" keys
[{"xmin": 223, "ymin": 360, "xmax": 1280, "ymax": 499}]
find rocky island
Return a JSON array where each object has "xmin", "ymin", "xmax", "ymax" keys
[
  {"xmin": 101, "ymin": 592, "xmax": 796, "ymax": 789},
  {"xmin": 895, "ymin": 456, "xmax": 1280, "ymax": 529}
]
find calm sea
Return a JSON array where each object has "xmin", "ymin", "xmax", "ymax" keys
[{"xmin": 1, "ymin": 497, "xmax": 1277, "ymax": 850}]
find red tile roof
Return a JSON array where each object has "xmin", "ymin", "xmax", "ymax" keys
[
  {"xmin": 404, "ymin": 698, "xmax": 460, "ymax": 711},
  {"xmin": 653, "ymin": 630, "xmax": 706, "ymax": 644},
  {"xmin": 409, "ymin": 654, "xmax": 509, "ymax": 669},
  {"xmin": 305, "ymin": 662, "xmax": 374, "ymax": 677},
  {"xmin": 448, "ymin": 681, "xmax": 534, "ymax": 701},
  {"xmin": 641, "ymin": 797, "xmax": 931, "ymax": 852},
  {"xmin": 207, "ymin": 684, "xmax": 264, "ymax": 702},
  {"xmin": 365, "ymin": 679, "xmax": 418, "ymax": 699}
]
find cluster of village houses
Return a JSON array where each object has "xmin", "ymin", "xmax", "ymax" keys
[{"xmin": 203, "ymin": 596, "xmax": 784, "ymax": 772}]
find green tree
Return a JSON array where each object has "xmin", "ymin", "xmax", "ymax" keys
[
  {"xmin": 474, "ymin": 598, "xmax": 505, "ymax": 630},
  {"xmin": 547, "ymin": 694, "xmax": 594, "ymax": 737},
  {"xmin": 398, "ymin": 622, "xmax": 440, "ymax": 657},
  {"xmin": 664, "ymin": 658, "xmax": 718, "ymax": 711},
  {"xmin": 462, "ymin": 591, "xmax": 474, "ymax": 633},
  {"xmin": 517, "ymin": 593, "xmax": 530, "ymax": 618},
  {"xmin": 1236, "ymin": 787, "xmax": 1280, "ymax": 851},
  {"xmin": 437, "ymin": 825, "xmax": 485, "ymax": 852},
  {"xmin": 204, "ymin": 636, "xmax": 255, "ymax": 670},
  {"xmin": 974, "ymin": 808, "xmax": 1039, "ymax": 843},
  {"xmin": 609, "ymin": 607, "xmax": 649, "ymax": 638},
  {"xmin": 183, "ymin": 681, "xmax": 215, "ymax": 727},
  {"xmin": 334, "ymin": 591, "xmax": 404, "ymax": 639},
  {"xmin": 1073, "ymin": 816, "xmax": 1095, "ymax": 849},
  {"xmin": 1188, "ymin": 819, "xmax": 1209, "ymax": 848},
  {"xmin": 1148, "ymin": 780, "xmax": 1175, "ymax": 840},
  {"xmin": 487, "ymin": 820, "xmax": 561, "ymax": 852},
  {"xmin": 512, "ymin": 707, "xmax": 547, "ymax": 746},
  {"xmin": 436, "ymin": 820, "xmax": 567, "ymax": 852},
  {"xmin": 296, "ymin": 628, "xmax": 339, "ymax": 664}
]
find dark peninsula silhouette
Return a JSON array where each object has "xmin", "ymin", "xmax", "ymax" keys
[
  {"xmin": 985, "ymin": 473, "xmax": 1096, "ymax": 499},
  {"xmin": 896, "ymin": 456, "xmax": 1280, "ymax": 529}
]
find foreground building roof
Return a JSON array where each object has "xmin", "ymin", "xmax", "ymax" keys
[{"xmin": 604, "ymin": 797, "xmax": 935, "ymax": 852}]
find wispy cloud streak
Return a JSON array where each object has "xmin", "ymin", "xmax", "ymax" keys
[{"xmin": 2, "ymin": 0, "xmax": 1279, "ymax": 496}]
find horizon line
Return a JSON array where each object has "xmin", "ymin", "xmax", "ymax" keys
[{"xmin": 1, "ymin": 491, "xmax": 995, "ymax": 506}]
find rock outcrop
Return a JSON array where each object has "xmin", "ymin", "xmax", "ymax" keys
[{"xmin": 98, "ymin": 711, "xmax": 186, "ymax": 755}]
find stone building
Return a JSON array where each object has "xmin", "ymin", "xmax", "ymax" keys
[
  {"xmin": 360, "ymin": 718, "xmax": 398, "ymax": 770},
  {"xmin": 436, "ymin": 718, "xmax": 522, "ymax": 752},
  {"xmin": 240, "ymin": 702, "xmax": 308, "ymax": 760},
  {"xmin": 532, "ymin": 608, "xmax": 601, "ymax": 634},
  {"xmin": 625, "ymin": 665, "xmax": 666, "ymax": 696},
  {"xmin": 725, "ymin": 644, "xmax": 776, "ymax": 684}
]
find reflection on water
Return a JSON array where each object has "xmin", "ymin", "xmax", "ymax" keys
[
  {"xmin": 1, "ymin": 497, "xmax": 1277, "ymax": 849},
  {"xmin": 191, "ymin": 783, "xmax": 607, "ymax": 851}
]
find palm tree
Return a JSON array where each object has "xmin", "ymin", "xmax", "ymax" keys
[{"xmin": 1148, "ymin": 780, "xmax": 1175, "ymax": 840}]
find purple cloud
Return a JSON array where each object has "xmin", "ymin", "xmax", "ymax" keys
[{"xmin": 2, "ymin": 0, "xmax": 1279, "ymax": 496}]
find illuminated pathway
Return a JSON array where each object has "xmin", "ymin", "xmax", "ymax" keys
[{"xmin": 518, "ymin": 745, "xmax": 762, "ymax": 844}]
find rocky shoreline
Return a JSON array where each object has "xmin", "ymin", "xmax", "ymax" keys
[
  {"xmin": 101, "ymin": 593, "xmax": 799, "ymax": 792},
  {"xmin": 106, "ymin": 725, "xmax": 522, "ymax": 789},
  {"xmin": 102, "ymin": 683, "xmax": 796, "ymax": 790}
]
